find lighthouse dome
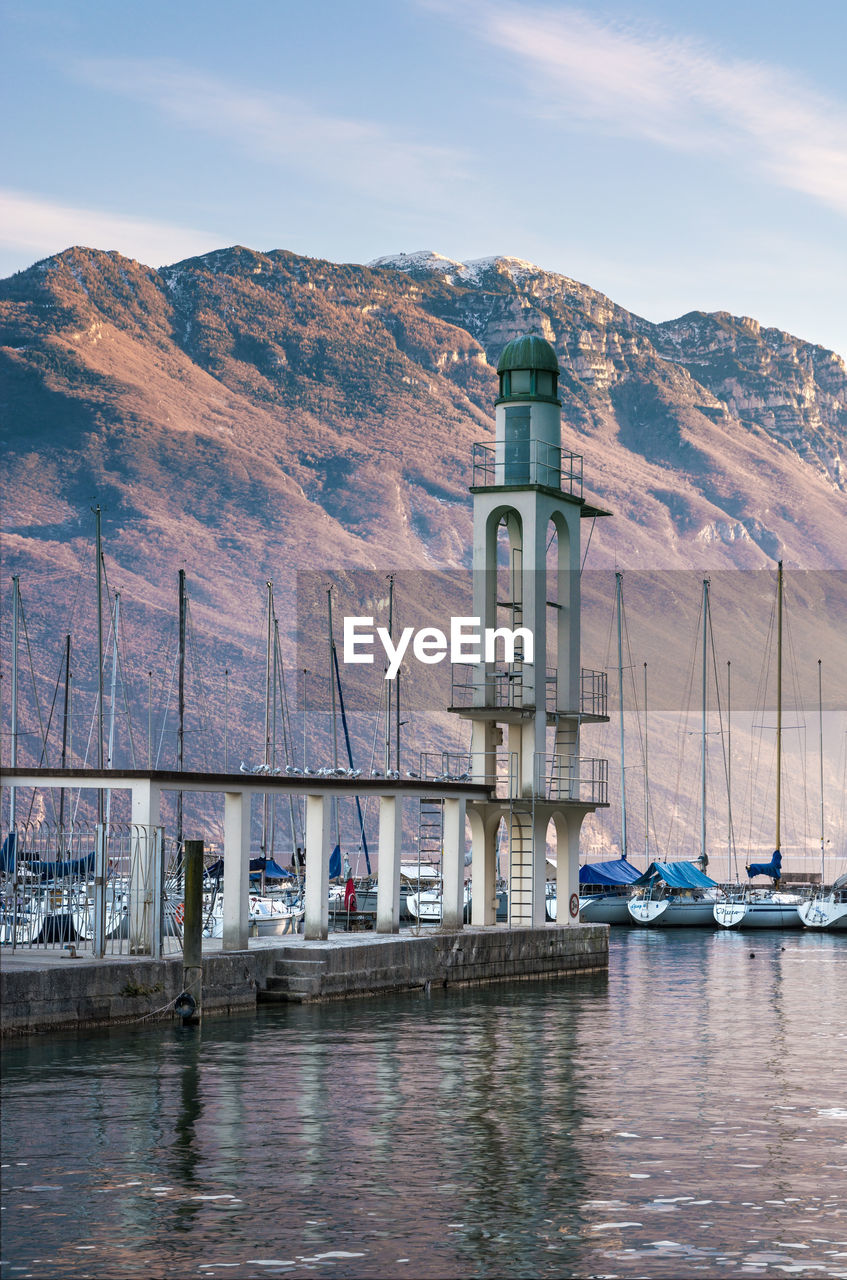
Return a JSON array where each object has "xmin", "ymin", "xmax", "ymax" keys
[{"xmin": 496, "ymin": 335, "xmax": 560, "ymax": 403}]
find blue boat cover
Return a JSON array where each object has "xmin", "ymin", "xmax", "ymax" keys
[
  {"xmin": 329, "ymin": 844, "xmax": 342, "ymax": 879},
  {"xmin": 0, "ymin": 832, "xmax": 16, "ymax": 872},
  {"xmin": 249, "ymin": 857, "xmax": 292, "ymax": 880},
  {"xmin": 631, "ymin": 860, "xmax": 717, "ymax": 889},
  {"xmin": 205, "ymin": 857, "xmax": 293, "ymax": 879},
  {"xmin": 746, "ymin": 850, "xmax": 781, "ymax": 881},
  {"xmin": 31, "ymin": 851, "xmax": 96, "ymax": 881},
  {"xmin": 579, "ymin": 857, "xmax": 641, "ymax": 886}
]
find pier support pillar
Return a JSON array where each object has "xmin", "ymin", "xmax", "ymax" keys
[
  {"xmin": 129, "ymin": 780, "xmax": 161, "ymax": 954},
  {"xmin": 377, "ymin": 795, "xmax": 402, "ymax": 933},
  {"xmin": 469, "ymin": 805, "xmax": 498, "ymax": 926},
  {"xmin": 554, "ymin": 809, "xmax": 584, "ymax": 927},
  {"xmin": 223, "ymin": 791, "xmax": 251, "ymax": 951},
  {"xmin": 442, "ymin": 797, "xmax": 466, "ymax": 931},
  {"xmin": 305, "ymin": 794, "xmax": 330, "ymax": 940}
]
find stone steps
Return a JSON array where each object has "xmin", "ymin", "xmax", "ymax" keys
[{"xmin": 258, "ymin": 956, "xmax": 327, "ymax": 1003}]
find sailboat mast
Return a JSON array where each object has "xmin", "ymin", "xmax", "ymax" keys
[
  {"xmin": 818, "ymin": 658, "xmax": 825, "ymax": 885},
  {"xmin": 105, "ymin": 593, "xmax": 120, "ymax": 829},
  {"xmin": 384, "ymin": 575, "xmax": 394, "ymax": 775},
  {"xmin": 262, "ymin": 581, "xmax": 273, "ymax": 853},
  {"xmin": 615, "ymin": 571, "xmax": 627, "ymax": 858},
  {"xmin": 59, "ymin": 633, "xmax": 71, "ymax": 830},
  {"xmin": 701, "ymin": 578, "xmax": 709, "ymax": 865},
  {"xmin": 93, "ymin": 506, "xmax": 105, "ymax": 823},
  {"xmin": 9, "ymin": 576, "xmax": 20, "ymax": 832},
  {"xmin": 776, "ymin": 560, "xmax": 783, "ymax": 853},
  {"xmin": 328, "ymin": 587, "xmax": 341, "ymax": 856},
  {"xmin": 177, "ymin": 568, "xmax": 186, "ymax": 848},
  {"xmin": 643, "ymin": 661, "xmax": 649, "ymax": 861}
]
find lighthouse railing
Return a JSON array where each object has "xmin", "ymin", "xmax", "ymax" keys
[{"xmin": 471, "ymin": 441, "xmax": 584, "ymax": 497}]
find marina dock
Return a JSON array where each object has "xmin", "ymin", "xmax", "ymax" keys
[{"xmin": 0, "ymin": 923, "xmax": 608, "ymax": 1037}]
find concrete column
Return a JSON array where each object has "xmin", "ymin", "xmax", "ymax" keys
[
  {"xmin": 554, "ymin": 809, "xmax": 583, "ymax": 926},
  {"xmin": 532, "ymin": 809, "xmax": 550, "ymax": 927},
  {"xmin": 305, "ymin": 793, "xmax": 330, "ymax": 940},
  {"xmin": 376, "ymin": 794, "xmax": 402, "ymax": 933},
  {"xmin": 469, "ymin": 804, "xmax": 497, "ymax": 926},
  {"xmin": 129, "ymin": 780, "xmax": 161, "ymax": 954},
  {"xmin": 223, "ymin": 790, "xmax": 250, "ymax": 951},
  {"xmin": 509, "ymin": 808, "xmax": 534, "ymax": 925},
  {"xmin": 442, "ymin": 797, "xmax": 467, "ymax": 931}
]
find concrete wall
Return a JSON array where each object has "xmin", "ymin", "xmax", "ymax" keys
[{"xmin": 1, "ymin": 924, "xmax": 608, "ymax": 1036}]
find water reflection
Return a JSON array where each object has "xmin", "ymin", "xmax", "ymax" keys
[{"xmin": 1, "ymin": 932, "xmax": 845, "ymax": 1278}]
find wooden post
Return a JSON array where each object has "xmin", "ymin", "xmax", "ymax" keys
[{"xmin": 181, "ymin": 839, "xmax": 203, "ymax": 1023}]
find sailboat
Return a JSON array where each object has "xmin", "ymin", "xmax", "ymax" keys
[
  {"xmin": 628, "ymin": 578, "xmax": 723, "ymax": 927},
  {"xmin": 714, "ymin": 562, "xmax": 803, "ymax": 930},
  {"xmin": 798, "ymin": 872, "xmax": 847, "ymax": 931},
  {"xmin": 798, "ymin": 659, "xmax": 847, "ymax": 931}
]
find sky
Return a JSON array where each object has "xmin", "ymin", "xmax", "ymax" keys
[{"xmin": 2, "ymin": 0, "xmax": 846, "ymax": 355}]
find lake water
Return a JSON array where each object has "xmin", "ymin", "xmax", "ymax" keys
[{"xmin": 2, "ymin": 930, "xmax": 846, "ymax": 1279}]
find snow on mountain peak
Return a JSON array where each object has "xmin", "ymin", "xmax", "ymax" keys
[{"xmin": 368, "ymin": 251, "xmax": 544, "ymax": 285}]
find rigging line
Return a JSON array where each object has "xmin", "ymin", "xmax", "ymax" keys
[
  {"xmin": 361, "ymin": 675, "xmax": 386, "ymax": 841},
  {"xmin": 580, "ymin": 516, "xmax": 597, "ymax": 574},
  {"xmin": 60, "ymin": 553, "xmax": 88, "ymax": 644},
  {"xmin": 621, "ymin": 585, "xmax": 660, "ymax": 858},
  {"xmin": 706, "ymin": 593, "xmax": 737, "ymax": 878},
  {"xmin": 27, "ymin": 630, "xmax": 68, "ymax": 828},
  {"xmin": 332, "ymin": 643, "xmax": 371, "ymax": 875},
  {"xmin": 19, "ymin": 594, "xmax": 58, "ymax": 825},
  {"xmin": 115, "ymin": 605, "xmax": 138, "ymax": 769},
  {"xmin": 184, "ymin": 597, "xmax": 212, "ymax": 772},
  {"xmin": 745, "ymin": 583, "xmax": 778, "ymax": 860},
  {"xmin": 155, "ymin": 645, "xmax": 180, "ymax": 769},
  {"xmin": 276, "ymin": 638, "xmax": 304, "ymax": 850},
  {"xmin": 782, "ymin": 583, "xmax": 810, "ymax": 852},
  {"xmin": 665, "ymin": 589, "xmax": 702, "ymax": 857}
]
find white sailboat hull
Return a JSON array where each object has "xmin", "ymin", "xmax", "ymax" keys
[
  {"xmin": 580, "ymin": 895, "xmax": 633, "ymax": 925},
  {"xmin": 628, "ymin": 897, "xmax": 717, "ymax": 927},
  {"xmin": 714, "ymin": 897, "xmax": 804, "ymax": 930},
  {"xmin": 798, "ymin": 897, "xmax": 847, "ymax": 932}
]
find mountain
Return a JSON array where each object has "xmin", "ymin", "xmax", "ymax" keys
[{"xmin": 1, "ymin": 244, "xmax": 845, "ymax": 863}]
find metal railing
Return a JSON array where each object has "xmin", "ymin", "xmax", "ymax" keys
[
  {"xmin": 452, "ymin": 664, "xmax": 607, "ymax": 717},
  {"xmin": 580, "ymin": 668, "xmax": 608, "ymax": 718},
  {"xmin": 418, "ymin": 750, "xmax": 518, "ymax": 798},
  {"xmin": 534, "ymin": 755, "xmax": 609, "ymax": 804},
  {"xmin": 0, "ymin": 821, "xmax": 179, "ymax": 957},
  {"xmin": 472, "ymin": 441, "xmax": 584, "ymax": 497}
]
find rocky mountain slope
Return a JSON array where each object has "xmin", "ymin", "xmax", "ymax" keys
[{"xmin": 1, "ymin": 245, "xmax": 845, "ymax": 859}]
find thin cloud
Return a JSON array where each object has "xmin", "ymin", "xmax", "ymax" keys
[
  {"xmin": 72, "ymin": 58, "xmax": 469, "ymax": 210},
  {"xmin": 457, "ymin": 3, "xmax": 847, "ymax": 215},
  {"xmin": 0, "ymin": 189, "xmax": 222, "ymax": 269}
]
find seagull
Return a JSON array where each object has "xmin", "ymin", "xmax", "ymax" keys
[
  {"xmin": 239, "ymin": 761, "xmax": 249, "ymax": 773},
  {"xmin": 285, "ymin": 765, "xmax": 303, "ymax": 776},
  {"xmin": 405, "ymin": 770, "xmax": 420, "ymax": 779}
]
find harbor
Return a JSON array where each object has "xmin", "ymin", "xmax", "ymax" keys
[{"xmin": 2, "ymin": 929, "xmax": 845, "ymax": 1280}]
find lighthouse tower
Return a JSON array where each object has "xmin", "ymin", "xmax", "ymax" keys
[{"xmin": 453, "ymin": 335, "xmax": 610, "ymax": 926}]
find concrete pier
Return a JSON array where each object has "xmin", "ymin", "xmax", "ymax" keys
[{"xmin": 0, "ymin": 924, "xmax": 608, "ymax": 1037}]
